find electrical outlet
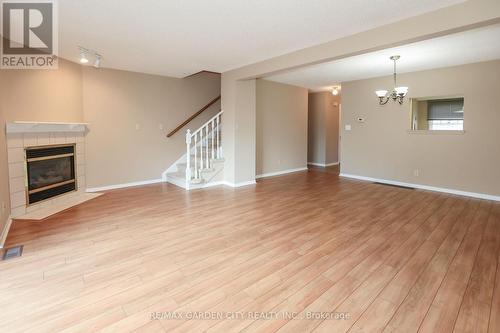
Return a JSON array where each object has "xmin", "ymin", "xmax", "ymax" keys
[
  {"xmin": 413, "ymin": 169, "xmax": 420, "ymax": 177},
  {"xmin": 345, "ymin": 124, "xmax": 352, "ymax": 131}
]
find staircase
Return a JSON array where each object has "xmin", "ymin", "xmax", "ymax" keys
[{"xmin": 166, "ymin": 111, "xmax": 224, "ymax": 189}]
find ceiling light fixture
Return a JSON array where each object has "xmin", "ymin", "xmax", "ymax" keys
[
  {"xmin": 94, "ymin": 54, "xmax": 102, "ymax": 68},
  {"xmin": 375, "ymin": 55, "xmax": 408, "ymax": 105},
  {"xmin": 331, "ymin": 86, "xmax": 340, "ymax": 96},
  {"xmin": 79, "ymin": 47, "xmax": 89, "ymax": 64},
  {"xmin": 78, "ymin": 46, "xmax": 102, "ymax": 68}
]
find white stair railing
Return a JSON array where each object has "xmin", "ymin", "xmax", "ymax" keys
[{"xmin": 185, "ymin": 111, "xmax": 223, "ymax": 183}]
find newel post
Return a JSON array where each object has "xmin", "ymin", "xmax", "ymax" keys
[{"xmin": 185, "ymin": 129, "xmax": 192, "ymax": 182}]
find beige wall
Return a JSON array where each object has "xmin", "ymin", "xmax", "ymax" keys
[
  {"xmin": 256, "ymin": 79, "xmax": 308, "ymax": 176},
  {"xmin": 82, "ymin": 68, "xmax": 220, "ymax": 188},
  {"xmin": 0, "ymin": 59, "xmax": 83, "ymax": 237},
  {"xmin": 0, "ymin": 60, "xmax": 84, "ymax": 123},
  {"xmin": 234, "ymin": 79, "xmax": 257, "ymax": 183},
  {"xmin": 308, "ymin": 93, "xmax": 326, "ymax": 165},
  {"xmin": 308, "ymin": 92, "xmax": 340, "ymax": 165},
  {"xmin": 341, "ymin": 60, "xmax": 500, "ymax": 197}
]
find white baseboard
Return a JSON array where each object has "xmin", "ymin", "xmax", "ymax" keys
[
  {"xmin": 167, "ymin": 178, "xmax": 255, "ymax": 190},
  {"xmin": 0, "ymin": 216, "xmax": 13, "ymax": 249},
  {"xmin": 308, "ymin": 162, "xmax": 339, "ymax": 167},
  {"xmin": 201, "ymin": 181, "xmax": 225, "ymax": 188},
  {"xmin": 339, "ymin": 173, "xmax": 500, "ymax": 202},
  {"xmin": 256, "ymin": 167, "xmax": 308, "ymax": 179},
  {"xmin": 86, "ymin": 179, "xmax": 164, "ymax": 192},
  {"xmin": 222, "ymin": 180, "xmax": 257, "ymax": 188},
  {"xmin": 187, "ymin": 181, "xmax": 227, "ymax": 190}
]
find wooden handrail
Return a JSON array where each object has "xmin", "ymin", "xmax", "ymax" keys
[{"xmin": 166, "ymin": 95, "xmax": 221, "ymax": 138}]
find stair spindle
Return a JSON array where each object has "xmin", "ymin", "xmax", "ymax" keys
[
  {"xmin": 211, "ymin": 120, "xmax": 215, "ymax": 161},
  {"xmin": 205, "ymin": 125, "xmax": 209, "ymax": 169},
  {"xmin": 200, "ymin": 126, "xmax": 203, "ymax": 172},
  {"xmin": 216, "ymin": 115, "xmax": 220, "ymax": 159},
  {"xmin": 194, "ymin": 131, "xmax": 198, "ymax": 179},
  {"xmin": 185, "ymin": 129, "xmax": 191, "ymax": 182}
]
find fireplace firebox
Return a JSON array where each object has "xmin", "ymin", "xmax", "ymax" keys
[{"xmin": 26, "ymin": 144, "xmax": 77, "ymax": 205}]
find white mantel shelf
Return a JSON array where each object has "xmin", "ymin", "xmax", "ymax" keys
[{"xmin": 6, "ymin": 121, "xmax": 89, "ymax": 133}]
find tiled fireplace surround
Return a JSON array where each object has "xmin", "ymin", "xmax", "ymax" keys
[{"xmin": 6, "ymin": 123, "xmax": 87, "ymax": 218}]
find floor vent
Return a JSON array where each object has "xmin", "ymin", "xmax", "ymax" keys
[
  {"xmin": 374, "ymin": 182, "xmax": 415, "ymax": 190},
  {"xmin": 2, "ymin": 245, "xmax": 24, "ymax": 260}
]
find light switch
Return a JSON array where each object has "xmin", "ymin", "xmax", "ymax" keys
[{"xmin": 345, "ymin": 124, "xmax": 352, "ymax": 131}]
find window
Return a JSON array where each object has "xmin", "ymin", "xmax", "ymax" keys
[{"xmin": 411, "ymin": 97, "xmax": 464, "ymax": 131}]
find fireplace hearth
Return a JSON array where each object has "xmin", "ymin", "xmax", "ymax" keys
[{"xmin": 26, "ymin": 144, "xmax": 77, "ymax": 205}]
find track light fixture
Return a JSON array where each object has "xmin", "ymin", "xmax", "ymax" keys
[
  {"xmin": 79, "ymin": 47, "xmax": 89, "ymax": 64},
  {"xmin": 94, "ymin": 54, "xmax": 102, "ymax": 68},
  {"xmin": 78, "ymin": 46, "xmax": 102, "ymax": 68}
]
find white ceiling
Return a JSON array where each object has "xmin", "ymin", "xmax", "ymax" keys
[
  {"xmin": 266, "ymin": 24, "xmax": 500, "ymax": 91},
  {"xmin": 58, "ymin": 0, "xmax": 464, "ymax": 78}
]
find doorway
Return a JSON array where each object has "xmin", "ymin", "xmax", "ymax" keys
[{"xmin": 307, "ymin": 88, "xmax": 341, "ymax": 173}]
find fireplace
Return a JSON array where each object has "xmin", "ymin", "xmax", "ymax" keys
[{"xmin": 26, "ymin": 144, "xmax": 77, "ymax": 205}]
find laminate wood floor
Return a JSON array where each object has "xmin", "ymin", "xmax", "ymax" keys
[{"xmin": 1, "ymin": 169, "xmax": 499, "ymax": 333}]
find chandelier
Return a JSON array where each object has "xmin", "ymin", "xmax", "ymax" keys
[{"xmin": 375, "ymin": 55, "xmax": 408, "ymax": 105}]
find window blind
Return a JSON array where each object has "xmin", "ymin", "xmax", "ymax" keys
[{"xmin": 427, "ymin": 98, "xmax": 464, "ymax": 120}]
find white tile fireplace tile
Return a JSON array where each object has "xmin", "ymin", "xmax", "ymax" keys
[
  {"xmin": 76, "ymin": 142, "xmax": 85, "ymax": 154},
  {"xmin": 8, "ymin": 162, "xmax": 24, "ymax": 179},
  {"xmin": 58, "ymin": 191, "xmax": 78, "ymax": 202},
  {"xmin": 17, "ymin": 193, "xmax": 102, "ymax": 221},
  {"xmin": 23, "ymin": 133, "xmax": 37, "ymax": 147},
  {"xmin": 7, "ymin": 133, "xmax": 23, "ymax": 148},
  {"xmin": 65, "ymin": 133, "xmax": 77, "ymax": 143},
  {"xmin": 77, "ymin": 153, "xmax": 85, "ymax": 165},
  {"xmin": 77, "ymin": 164, "xmax": 85, "ymax": 176},
  {"xmin": 11, "ymin": 206, "xmax": 26, "ymax": 218},
  {"xmin": 7, "ymin": 148, "xmax": 24, "ymax": 163},
  {"xmin": 78, "ymin": 175, "xmax": 86, "ymax": 189},
  {"xmin": 76, "ymin": 133, "xmax": 85, "ymax": 143},
  {"xmin": 50, "ymin": 133, "xmax": 66, "ymax": 144},
  {"xmin": 37, "ymin": 133, "xmax": 50, "ymax": 146},
  {"xmin": 10, "ymin": 191, "xmax": 26, "ymax": 208},
  {"xmin": 26, "ymin": 201, "xmax": 50, "ymax": 213},
  {"xmin": 9, "ymin": 176, "xmax": 25, "ymax": 193}
]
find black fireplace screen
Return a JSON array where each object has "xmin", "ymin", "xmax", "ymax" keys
[{"xmin": 26, "ymin": 145, "xmax": 76, "ymax": 204}]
